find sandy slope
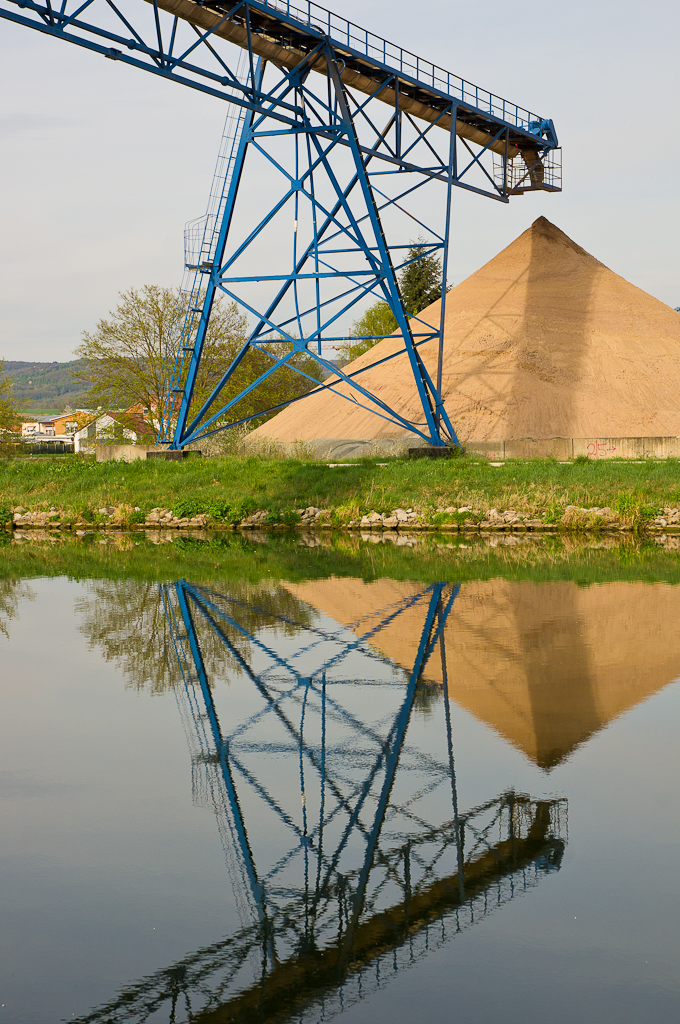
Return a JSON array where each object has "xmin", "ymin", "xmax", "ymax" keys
[{"xmin": 251, "ymin": 217, "xmax": 680, "ymax": 443}]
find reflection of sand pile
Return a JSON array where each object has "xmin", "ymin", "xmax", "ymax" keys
[
  {"xmin": 283, "ymin": 578, "xmax": 680, "ymax": 767},
  {"xmin": 252, "ymin": 217, "xmax": 680, "ymax": 443}
]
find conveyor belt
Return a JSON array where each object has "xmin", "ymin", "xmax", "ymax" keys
[{"xmin": 148, "ymin": 0, "xmax": 553, "ymax": 161}]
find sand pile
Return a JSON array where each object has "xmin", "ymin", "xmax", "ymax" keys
[
  {"xmin": 251, "ymin": 217, "xmax": 680, "ymax": 444},
  {"xmin": 282, "ymin": 578, "xmax": 679, "ymax": 767}
]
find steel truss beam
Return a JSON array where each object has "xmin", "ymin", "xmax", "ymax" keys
[{"xmin": 0, "ymin": 0, "xmax": 560, "ymax": 446}]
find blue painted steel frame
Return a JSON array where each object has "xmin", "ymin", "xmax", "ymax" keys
[
  {"xmin": 0, "ymin": 0, "xmax": 560, "ymax": 448},
  {"xmin": 0, "ymin": 1, "xmax": 557, "ymax": 143},
  {"xmin": 339, "ymin": 582, "xmax": 458, "ymax": 952},
  {"xmin": 168, "ymin": 59, "xmax": 266, "ymax": 453},
  {"xmin": 71, "ymin": 577, "xmax": 567, "ymax": 1023},
  {"xmin": 173, "ymin": 584, "xmax": 267, "ymax": 918},
  {"xmin": 162, "ymin": 42, "xmax": 458, "ymax": 448}
]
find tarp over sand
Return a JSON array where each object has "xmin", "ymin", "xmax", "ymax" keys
[
  {"xmin": 251, "ymin": 217, "xmax": 680, "ymax": 444},
  {"xmin": 282, "ymin": 578, "xmax": 680, "ymax": 768}
]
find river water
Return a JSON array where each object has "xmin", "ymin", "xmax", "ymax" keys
[{"xmin": 1, "ymin": 533, "xmax": 679, "ymax": 1023}]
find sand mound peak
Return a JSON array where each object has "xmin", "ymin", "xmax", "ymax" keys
[
  {"xmin": 528, "ymin": 215, "xmax": 602, "ymax": 262},
  {"xmin": 252, "ymin": 218, "xmax": 680, "ymax": 443},
  {"xmin": 467, "ymin": 216, "xmax": 603, "ymax": 280}
]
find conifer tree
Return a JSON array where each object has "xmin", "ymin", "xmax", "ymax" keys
[{"xmin": 399, "ymin": 242, "xmax": 443, "ymax": 316}]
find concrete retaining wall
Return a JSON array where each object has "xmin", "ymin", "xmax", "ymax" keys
[
  {"xmin": 248, "ymin": 435, "xmax": 680, "ymax": 461},
  {"xmin": 245, "ymin": 437, "xmax": 416, "ymax": 460},
  {"xmin": 466, "ymin": 437, "xmax": 680, "ymax": 460},
  {"xmin": 97, "ymin": 436, "xmax": 680, "ymax": 462},
  {"xmin": 96, "ymin": 444, "xmax": 164, "ymax": 462}
]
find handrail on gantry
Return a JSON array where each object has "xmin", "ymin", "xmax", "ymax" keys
[
  {"xmin": 252, "ymin": 0, "xmax": 543, "ymax": 131},
  {"xmin": 150, "ymin": 0, "xmax": 558, "ymax": 158}
]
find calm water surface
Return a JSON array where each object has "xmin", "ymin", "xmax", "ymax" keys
[{"xmin": 1, "ymin": 551, "xmax": 679, "ymax": 1023}]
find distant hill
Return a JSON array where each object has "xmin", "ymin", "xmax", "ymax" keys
[
  {"xmin": 0, "ymin": 360, "xmax": 89, "ymax": 412},
  {"xmin": 2, "ymin": 355, "xmax": 342, "ymax": 413}
]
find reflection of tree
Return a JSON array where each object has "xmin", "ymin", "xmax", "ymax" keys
[
  {"xmin": 414, "ymin": 678, "xmax": 441, "ymax": 716},
  {"xmin": 76, "ymin": 580, "xmax": 318, "ymax": 694},
  {"xmin": 0, "ymin": 579, "xmax": 34, "ymax": 639}
]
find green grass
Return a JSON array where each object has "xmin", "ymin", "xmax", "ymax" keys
[
  {"xmin": 2, "ymin": 452, "xmax": 680, "ymax": 526},
  {"xmin": 3, "ymin": 529, "xmax": 680, "ymax": 588}
]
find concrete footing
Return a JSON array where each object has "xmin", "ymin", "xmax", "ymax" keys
[
  {"xmin": 408, "ymin": 446, "xmax": 454, "ymax": 459},
  {"xmin": 96, "ymin": 444, "xmax": 163, "ymax": 462},
  {"xmin": 146, "ymin": 450, "xmax": 202, "ymax": 461}
]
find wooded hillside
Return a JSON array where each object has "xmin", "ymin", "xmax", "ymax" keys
[{"xmin": 0, "ymin": 360, "xmax": 88, "ymax": 411}]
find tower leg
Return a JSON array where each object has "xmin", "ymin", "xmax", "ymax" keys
[
  {"xmin": 326, "ymin": 51, "xmax": 445, "ymax": 447},
  {"xmin": 166, "ymin": 59, "xmax": 265, "ymax": 449}
]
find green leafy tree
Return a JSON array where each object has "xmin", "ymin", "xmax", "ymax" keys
[
  {"xmin": 0, "ymin": 580, "xmax": 34, "ymax": 639},
  {"xmin": 74, "ymin": 285, "xmax": 247, "ymax": 423},
  {"xmin": 0, "ymin": 360, "xmax": 24, "ymax": 452},
  {"xmin": 339, "ymin": 301, "xmax": 398, "ymax": 365},
  {"xmin": 337, "ymin": 242, "xmax": 445, "ymax": 365},
  {"xmin": 75, "ymin": 579, "xmax": 318, "ymax": 694},
  {"xmin": 217, "ymin": 334, "xmax": 324, "ymax": 427},
  {"xmin": 399, "ymin": 242, "xmax": 443, "ymax": 317},
  {"xmin": 74, "ymin": 285, "xmax": 324, "ymax": 435}
]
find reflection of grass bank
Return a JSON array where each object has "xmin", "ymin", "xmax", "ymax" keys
[
  {"xmin": 3, "ymin": 454, "xmax": 680, "ymax": 530},
  {"xmin": 3, "ymin": 530, "xmax": 680, "ymax": 588}
]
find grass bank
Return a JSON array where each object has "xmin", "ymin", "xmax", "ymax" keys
[{"xmin": 2, "ymin": 453, "xmax": 680, "ymax": 529}]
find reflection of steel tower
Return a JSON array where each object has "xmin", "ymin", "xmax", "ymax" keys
[{"xmin": 73, "ymin": 582, "xmax": 566, "ymax": 1024}]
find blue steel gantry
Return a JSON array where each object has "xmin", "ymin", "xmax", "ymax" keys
[{"xmin": 0, "ymin": 0, "xmax": 561, "ymax": 448}]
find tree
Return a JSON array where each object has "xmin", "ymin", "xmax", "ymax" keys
[
  {"xmin": 75, "ymin": 579, "xmax": 318, "ymax": 694},
  {"xmin": 338, "ymin": 301, "xmax": 398, "ymax": 365},
  {"xmin": 74, "ymin": 285, "xmax": 247, "ymax": 421},
  {"xmin": 399, "ymin": 242, "xmax": 444, "ymax": 317},
  {"xmin": 0, "ymin": 360, "xmax": 24, "ymax": 450},
  {"xmin": 0, "ymin": 580, "xmax": 34, "ymax": 640},
  {"xmin": 336, "ymin": 242, "xmax": 445, "ymax": 365},
  {"xmin": 74, "ymin": 285, "xmax": 324, "ymax": 435}
]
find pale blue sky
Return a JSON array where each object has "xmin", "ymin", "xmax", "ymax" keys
[{"xmin": 1, "ymin": 0, "xmax": 678, "ymax": 360}]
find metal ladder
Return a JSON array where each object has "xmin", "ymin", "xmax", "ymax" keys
[{"xmin": 158, "ymin": 54, "xmax": 248, "ymax": 443}]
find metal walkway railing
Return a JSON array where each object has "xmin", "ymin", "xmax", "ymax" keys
[{"xmin": 257, "ymin": 0, "xmax": 542, "ymax": 131}]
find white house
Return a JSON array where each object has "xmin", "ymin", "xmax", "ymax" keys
[{"xmin": 73, "ymin": 412, "xmax": 153, "ymax": 453}]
